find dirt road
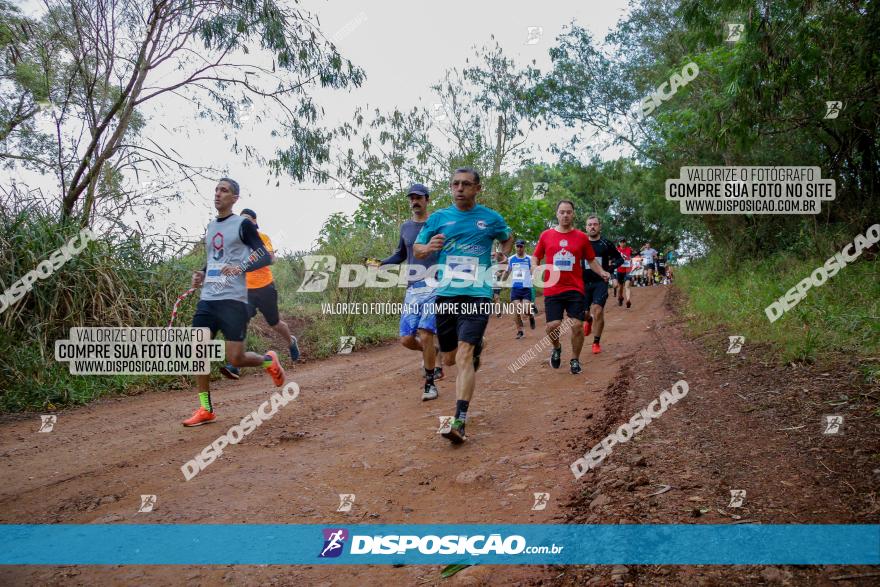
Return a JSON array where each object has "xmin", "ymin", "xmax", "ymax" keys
[{"xmin": 2, "ymin": 285, "xmax": 877, "ymax": 586}]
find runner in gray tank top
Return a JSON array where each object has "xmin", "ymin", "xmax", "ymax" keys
[{"xmin": 183, "ymin": 177, "xmax": 286, "ymax": 427}]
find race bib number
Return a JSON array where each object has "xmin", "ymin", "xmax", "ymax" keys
[
  {"xmin": 205, "ymin": 261, "xmax": 225, "ymax": 283},
  {"xmin": 553, "ymin": 249, "xmax": 574, "ymax": 271},
  {"xmin": 447, "ymin": 255, "xmax": 478, "ymax": 281},
  {"xmin": 622, "ymin": 260, "xmax": 631, "ymax": 268},
  {"xmin": 513, "ymin": 266, "xmax": 532, "ymax": 287}
]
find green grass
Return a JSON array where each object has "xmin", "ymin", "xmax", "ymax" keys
[
  {"xmin": 0, "ymin": 195, "xmax": 207, "ymax": 412},
  {"xmin": 676, "ymin": 250, "xmax": 880, "ymax": 364}
]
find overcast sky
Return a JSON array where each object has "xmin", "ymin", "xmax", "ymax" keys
[{"xmin": 11, "ymin": 0, "xmax": 631, "ymax": 253}]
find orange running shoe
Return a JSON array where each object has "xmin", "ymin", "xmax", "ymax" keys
[
  {"xmin": 264, "ymin": 350, "xmax": 285, "ymax": 387},
  {"xmin": 183, "ymin": 406, "xmax": 216, "ymax": 427},
  {"xmin": 592, "ymin": 342, "xmax": 602, "ymax": 354}
]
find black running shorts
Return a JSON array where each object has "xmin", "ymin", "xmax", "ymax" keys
[
  {"xmin": 585, "ymin": 281, "xmax": 609, "ymax": 308},
  {"xmin": 544, "ymin": 290, "xmax": 586, "ymax": 322},
  {"xmin": 247, "ymin": 282, "xmax": 280, "ymax": 326},
  {"xmin": 435, "ymin": 295, "xmax": 491, "ymax": 352},
  {"xmin": 192, "ymin": 299, "xmax": 249, "ymax": 342}
]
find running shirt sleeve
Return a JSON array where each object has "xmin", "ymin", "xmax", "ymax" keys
[
  {"xmin": 608, "ymin": 241, "xmax": 624, "ymax": 268},
  {"xmin": 380, "ymin": 232, "xmax": 407, "ymax": 266},
  {"xmin": 533, "ymin": 233, "xmax": 546, "ymax": 262},
  {"xmin": 261, "ymin": 233, "xmax": 274, "ymax": 255},
  {"xmin": 491, "ymin": 210, "xmax": 512, "ymax": 242},
  {"xmin": 239, "ymin": 219, "xmax": 272, "ymax": 272},
  {"xmin": 414, "ymin": 215, "xmax": 438, "ymax": 245}
]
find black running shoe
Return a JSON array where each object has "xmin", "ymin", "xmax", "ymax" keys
[
  {"xmin": 442, "ymin": 418, "xmax": 466, "ymax": 444},
  {"xmin": 289, "ymin": 336, "xmax": 300, "ymax": 361},
  {"xmin": 473, "ymin": 338, "xmax": 485, "ymax": 372},
  {"xmin": 570, "ymin": 358, "xmax": 582, "ymax": 375},
  {"xmin": 516, "ymin": 331, "xmax": 524, "ymax": 340},
  {"xmin": 618, "ymin": 297, "xmax": 623, "ymax": 307},
  {"xmin": 220, "ymin": 364, "xmax": 240, "ymax": 380},
  {"xmin": 626, "ymin": 300, "xmax": 631, "ymax": 308},
  {"xmin": 550, "ymin": 347, "xmax": 562, "ymax": 369},
  {"xmin": 433, "ymin": 366, "xmax": 444, "ymax": 381},
  {"xmin": 529, "ymin": 314, "xmax": 536, "ymax": 330}
]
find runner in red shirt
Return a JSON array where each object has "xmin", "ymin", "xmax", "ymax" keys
[
  {"xmin": 615, "ymin": 238, "xmax": 634, "ymax": 308},
  {"xmin": 533, "ymin": 200, "xmax": 610, "ymax": 375}
]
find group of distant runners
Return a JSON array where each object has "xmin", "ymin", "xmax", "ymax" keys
[
  {"xmin": 183, "ymin": 169, "xmax": 676, "ymax": 445},
  {"xmin": 620, "ymin": 244, "xmax": 676, "ymax": 287}
]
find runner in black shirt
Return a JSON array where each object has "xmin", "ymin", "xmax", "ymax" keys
[{"xmin": 582, "ymin": 215, "xmax": 624, "ymax": 355}]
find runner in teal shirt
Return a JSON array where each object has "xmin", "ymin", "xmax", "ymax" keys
[
  {"xmin": 413, "ymin": 167, "xmax": 513, "ymax": 445},
  {"xmin": 415, "ymin": 203, "xmax": 511, "ymax": 298}
]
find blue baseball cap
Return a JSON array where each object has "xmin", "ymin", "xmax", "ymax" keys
[{"xmin": 407, "ymin": 183, "xmax": 429, "ymax": 197}]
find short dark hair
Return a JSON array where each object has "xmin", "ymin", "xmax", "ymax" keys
[
  {"xmin": 587, "ymin": 214, "xmax": 600, "ymax": 222},
  {"xmin": 452, "ymin": 167, "xmax": 481, "ymax": 184},
  {"xmin": 556, "ymin": 200, "xmax": 575, "ymax": 212},
  {"xmin": 218, "ymin": 177, "xmax": 240, "ymax": 195}
]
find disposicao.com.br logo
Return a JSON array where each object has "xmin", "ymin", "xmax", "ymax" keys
[
  {"xmin": 319, "ymin": 528, "xmax": 349, "ymax": 558},
  {"xmin": 318, "ymin": 528, "xmax": 563, "ymax": 557}
]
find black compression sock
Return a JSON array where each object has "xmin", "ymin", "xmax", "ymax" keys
[
  {"xmin": 455, "ymin": 399, "xmax": 470, "ymax": 421},
  {"xmin": 594, "ymin": 336, "xmax": 601, "ymax": 344},
  {"xmin": 425, "ymin": 367, "xmax": 435, "ymax": 384}
]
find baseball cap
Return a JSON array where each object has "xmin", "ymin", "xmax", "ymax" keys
[
  {"xmin": 618, "ymin": 237, "xmax": 627, "ymax": 242},
  {"xmin": 240, "ymin": 208, "xmax": 257, "ymax": 220},
  {"xmin": 515, "ymin": 239, "xmax": 526, "ymax": 246},
  {"xmin": 407, "ymin": 183, "xmax": 429, "ymax": 197}
]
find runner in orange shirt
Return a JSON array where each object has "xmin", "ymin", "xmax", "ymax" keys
[{"xmin": 221, "ymin": 208, "xmax": 300, "ymax": 380}]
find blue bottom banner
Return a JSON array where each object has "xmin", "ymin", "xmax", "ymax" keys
[{"xmin": 1, "ymin": 524, "xmax": 878, "ymax": 565}]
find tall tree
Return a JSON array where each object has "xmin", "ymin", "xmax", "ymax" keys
[
  {"xmin": 0, "ymin": 0, "xmax": 365, "ymax": 224},
  {"xmin": 534, "ymin": 0, "xmax": 880, "ymax": 256}
]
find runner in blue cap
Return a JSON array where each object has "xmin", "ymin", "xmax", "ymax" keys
[{"xmin": 376, "ymin": 183, "xmax": 443, "ymax": 401}]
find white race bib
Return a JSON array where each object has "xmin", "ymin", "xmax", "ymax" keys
[
  {"xmin": 622, "ymin": 260, "xmax": 631, "ymax": 268},
  {"xmin": 205, "ymin": 261, "xmax": 225, "ymax": 283},
  {"xmin": 553, "ymin": 249, "xmax": 575, "ymax": 271},
  {"xmin": 447, "ymin": 255, "xmax": 478, "ymax": 281}
]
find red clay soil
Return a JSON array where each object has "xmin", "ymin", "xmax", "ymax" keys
[{"xmin": 0, "ymin": 285, "xmax": 877, "ymax": 586}]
